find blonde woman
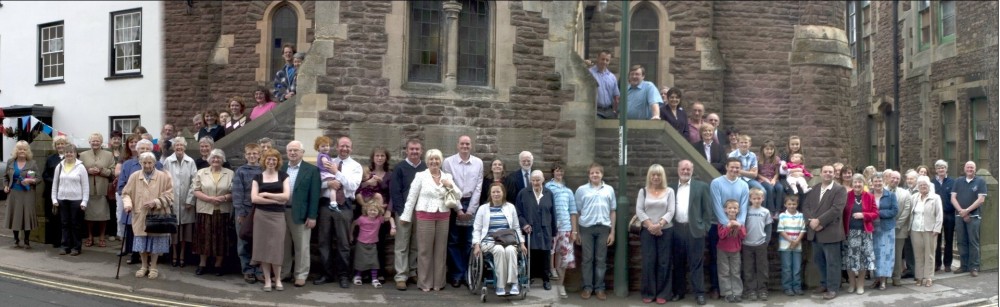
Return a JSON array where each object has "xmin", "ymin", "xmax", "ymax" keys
[
  {"xmin": 400, "ymin": 149, "xmax": 461, "ymax": 292},
  {"xmin": 43, "ymin": 135, "xmax": 70, "ymax": 247},
  {"xmin": 635, "ymin": 164, "xmax": 675, "ymax": 304},
  {"xmin": 4, "ymin": 141, "xmax": 40, "ymax": 248}
]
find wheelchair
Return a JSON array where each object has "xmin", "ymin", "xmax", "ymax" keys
[{"xmin": 466, "ymin": 235, "xmax": 530, "ymax": 302}]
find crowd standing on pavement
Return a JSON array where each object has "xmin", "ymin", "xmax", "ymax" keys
[{"xmin": 1, "ymin": 47, "xmax": 988, "ymax": 305}]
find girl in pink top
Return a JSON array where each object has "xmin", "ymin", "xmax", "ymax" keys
[
  {"xmin": 783, "ymin": 153, "xmax": 812, "ymax": 194},
  {"xmin": 249, "ymin": 87, "xmax": 278, "ymax": 120},
  {"xmin": 352, "ymin": 194, "xmax": 396, "ymax": 288}
]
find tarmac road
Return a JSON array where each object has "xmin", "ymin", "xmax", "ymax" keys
[{"xmin": 0, "ymin": 271, "xmax": 203, "ymax": 307}]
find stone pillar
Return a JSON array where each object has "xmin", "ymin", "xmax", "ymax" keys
[
  {"xmin": 978, "ymin": 169, "xmax": 998, "ymax": 271},
  {"xmin": 443, "ymin": 1, "xmax": 462, "ymax": 89},
  {"xmin": 292, "ymin": 1, "xmax": 347, "ymax": 160}
]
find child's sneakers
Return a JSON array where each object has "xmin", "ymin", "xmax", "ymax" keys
[
  {"xmin": 372, "ymin": 279, "xmax": 383, "ymax": 288},
  {"xmin": 353, "ymin": 275, "xmax": 363, "ymax": 285}
]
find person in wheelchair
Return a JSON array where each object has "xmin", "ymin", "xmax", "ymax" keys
[{"xmin": 472, "ymin": 183, "xmax": 528, "ymax": 296}]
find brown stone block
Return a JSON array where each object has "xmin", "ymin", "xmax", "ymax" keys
[{"xmin": 402, "ymin": 105, "xmax": 423, "ymax": 115}]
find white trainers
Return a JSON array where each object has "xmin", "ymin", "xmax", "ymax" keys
[
  {"xmin": 509, "ymin": 284, "xmax": 520, "ymax": 295},
  {"xmin": 558, "ymin": 285, "xmax": 567, "ymax": 298},
  {"xmin": 372, "ymin": 280, "xmax": 383, "ymax": 288},
  {"xmin": 496, "ymin": 285, "xmax": 507, "ymax": 296}
]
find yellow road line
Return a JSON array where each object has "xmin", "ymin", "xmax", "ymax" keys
[{"xmin": 0, "ymin": 269, "xmax": 209, "ymax": 307}]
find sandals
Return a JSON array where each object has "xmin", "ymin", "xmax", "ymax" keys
[
  {"xmin": 84, "ymin": 239, "xmax": 94, "ymax": 247},
  {"xmin": 98, "ymin": 239, "xmax": 107, "ymax": 248},
  {"xmin": 135, "ymin": 267, "xmax": 148, "ymax": 278},
  {"xmin": 924, "ymin": 279, "xmax": 933, "ymax": 287},
  {"xmin": 263, "ymin": 284, "xmax": 273, "ymax": 292},
  {"xmin": 148, "ymin": 269, "xmax": 159, "ymax": 279}
]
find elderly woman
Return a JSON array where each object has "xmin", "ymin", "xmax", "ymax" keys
[
  {"xmin": 252, "ymin": 148, "xmax": 290, "ymax": 292},
  {"xmin": 198, "ymin": 110, "xmax": 226, "ymax": 143},
  {"xmin": 543, "ymin": 164, "xmax": 578, "ymax": 299},
  {"xmin": 79, "ymin": 133, "xmax": 115, "ymax": 248},
  {"xmin": 4, "ymin": 141, "xmax": 40, "ymax": 248},
  {"xmin": 910, "ymin": 176, "xmax": 943, "ymax": 287},
  {"xmin": 43, "ymin": 135, "xmax": 70, "ymax": 247},
  {"xmin": 226, "ymin": 96, "xmax": 249, "ymax": 134},
  {"xmin": 249, "ymin": 87, "xmax": 279, "ymax": 120},
  {"xmin": 473, "ymin": 183, "xmax": 527, "ymax": 296},
  {"xmin": 870, "ymin": 172, "xmax": 899, "ymax": 290},
  {"xmin": 52, "ymin": 143, "xmax": 89, "ymax": 256},
  {"xmin": 190, "ymin": 149, "xmax": 235, "ymax": 276},
  {"xmin": 122, "ymin": 152, "xmax": 174, "ymax": 279},
  {"xmin": 841, "ymin": 174, "xmax": 877, "ymax": 294},
  {"xmin": 117, "ymin": 139, "xmax": 162, "ymax": 262},
  {"xmin": 635, "ymin": 164, "xmax": 676, "ymax": 304},
  {"xmin": 515, "ymin": 170, "xmax": 556, "ymax": 291},
  {"xmin": 400, "ymin": 149, "xmax": 461, "ymax": 292},
  {"xmin": 574, "ymin": 162, "xmax": 616, "ymax": 301},
  {"xmin": 659, "ymin": 87, "xmax": 689, "ymax": 138},
  {"xmin": 163, "ymin": 137, "xmax": 197, "ymax": 267},
  {"xmin": 194, "ymin": 137, "xmax": 231, "ymax": 170}
]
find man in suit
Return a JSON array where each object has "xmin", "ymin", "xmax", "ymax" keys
[
  {"xmin": 692, "ymin": 123, "xmax": 726, "ymax": 174},
  {"xmin": 280, "ymin": 140, "xmax": 321, "ymax": 287},
  {"xmin": 504, "ymin": 151, "xmax": 533, "ymax": 204},
  {"xmin": 668, "ymin": 160, "xmax": 714, "ymax": 305},
  {"xmin": 801, "ymin": 165, "xmax": 847, "ymax": 300}
]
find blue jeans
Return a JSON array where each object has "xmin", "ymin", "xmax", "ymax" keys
[
  {"xmin": 447, "ymin": 198, "xmax": 473, "ymax": 282},
  {"xmin": 956, "ymin": 215, "xmax": 981, "ymax": 270},
  {"xmin": 780, "ymin": 250, "xmax": 802, "ymax": 291},
  {"xmin": 759, "ymin": 181, "xmax": 785, "ymax": 214},
  {"xmin": 580, "ymin": 225, "xmax": 610, "ymax": 291}
]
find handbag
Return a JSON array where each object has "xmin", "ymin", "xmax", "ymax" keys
[
  {"xmin": 106, "ymin": 175, "xmax": 117, "ymax": 202},
  {"xmin": 239, "ymin": 207, "xmax": 255, "ymax": 241},
  {"xmin": 488, "ymin": 209, "xmax": 520, "ymax": 247},
  {"xmin": 145, "ymin": 207, "xmax": 178, "ymax": 234},
  {"xmin": 628, "ymin": 188, "xmax": 647, "ymax": 235},
  {"xmin": 443, "ymin": 188, "xmax": 459, "ymax": 209}
]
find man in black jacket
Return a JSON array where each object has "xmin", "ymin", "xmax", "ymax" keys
[{"xmin": 503, "ymin": 151, "xmax": 533, "ymax": 204}]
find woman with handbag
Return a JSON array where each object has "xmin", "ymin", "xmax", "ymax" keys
[
  {"xmin": 400, "ymin": 149, "xmax": 462, "ymax": 292},
  {"xmin": 635, "ymin": 164, "xmax": 676, "ymax": 304},
  {"xmin": 514, "ymin": 170, "xmax": 556, "ymax": 291},
  {"xmin": 3, "ymin": 141, "xmax": 40, "ymax": 249},
  {"xmin": 190, "ymin": 149, "xmax": 235, "ymax": 276},
  {"xmin": 122, "ymin": 152, "xmax": 174, "ymax": 280},
  {"xmin": 52, "ymin": 144, "xmax": 90, "ymax": 256},
  {"xmin": 162, "ymin": 137, "xmax": 197, "ymax": 267},
  {"xmin": 473, "ymin": 183, "xmax": 527, "ymax": 296}
]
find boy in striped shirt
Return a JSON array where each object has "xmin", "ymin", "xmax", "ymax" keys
[{"xmin": 778, "ymin": 196, "xmax": 806, "ymax": 296}]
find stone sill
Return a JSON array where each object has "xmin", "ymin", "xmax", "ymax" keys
[
  {"xmin": 34, "ymin": 80, "xmax": 65, "ymax": 87},
  {"xmin": 399, "ymin": 82, "xmax": 499, "ymax": 100},
  {"xmin": 104, "ymin": 74, "xmax": 143, "ymax": 81}
]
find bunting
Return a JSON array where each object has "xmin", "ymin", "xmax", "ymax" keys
[{"xmin": 2, "ymin": 115, "xmax": 85, "ymax": 145}]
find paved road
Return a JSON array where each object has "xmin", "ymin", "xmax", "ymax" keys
[{"xmin": 0, "ymin": 275, "xmax": 143, "ymax": 307}]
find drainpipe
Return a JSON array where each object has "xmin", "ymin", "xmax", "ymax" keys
[
  {"xmin": 614, "ymin": 0, "xmax": 630, "ymax": 298},
  {"xmin": 891, "ymin": 0, "xmax": 900, "ymax": 169}
]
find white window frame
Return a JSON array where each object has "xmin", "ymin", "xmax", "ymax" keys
[
  {"xmin": 111, "ymin": 9, "xmax": 142, "ymax": 76},
  {"xmin": 111, "ymin": 116, "xmax": 141, "ymax": 140},
  {"xmin": 39, "ymin": 22, "xmax": 64, "ymax": 82}
]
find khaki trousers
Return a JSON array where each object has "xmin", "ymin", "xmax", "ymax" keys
[
  {"xmin": 394, "ymin": 214, "xmax": 419, "ymax": 282},
  {"xmin": 416, "ymin": 217, "xmax": 449, "ymax": 290},
  {"xmin": 282, "ymin": 209, "xmax": 311, "ymax": 280},
  {"xmin": 911, "ymin": 231, "xmax": 936, "ymax": 281}
]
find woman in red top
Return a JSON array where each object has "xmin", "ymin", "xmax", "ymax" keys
[{"xmin": 841, "ymin": 174, "xmax": 878, "ymax": 294}]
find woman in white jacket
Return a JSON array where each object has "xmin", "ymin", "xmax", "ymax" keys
[
  {"xmin": 473, "ymin": 183, "xmax": 527, "ymax": 296},
  {"xmin": 400, "ymin": 149, "xmax": 461, "ymax": 292},
  {"xmin": 52, "ymin": 144, "xmax": 89, "ymax": 256},
  {"xmin": 910, "ymin": 176, "xmax": 943, "ymax": 287},
  {"xmin": 163, "ymin": 137, "xmax": 197, "ymax": 267}
]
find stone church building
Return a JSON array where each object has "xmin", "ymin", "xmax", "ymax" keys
[{"xmin": 162, "ymin": 0, "xmax": 998, "ymax": 290}]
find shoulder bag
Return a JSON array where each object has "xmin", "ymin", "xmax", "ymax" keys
[{"xmin": 627, "ymin": 188, "xmax": 646, "ymax": 235}]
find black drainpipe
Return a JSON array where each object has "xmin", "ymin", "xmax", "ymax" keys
[{"xmin": 891, "ymin": 0, "xmax": 900, "ymax": 170}]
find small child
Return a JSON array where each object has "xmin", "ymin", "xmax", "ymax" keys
[
  {"xmin": 777, "ymin": 196, "xmax": 806, "ymax": 296},
  {"xmin": 718, "ymin": 199, "xmax": 747, "ymax": 303},
  {"xmin": 314, "ymin": 136, "xmax": 343, "ymax": 211},
  {"xmin": 352, "ymin": 195, "xmax": 396, "ymax": 288},
  {"xmin": 742, "ymin": 188, "xmax": 772, "ymax": 301},
  {"xmin": 784, "ymin": 153, "xmax": 812, "ymax": 194}
]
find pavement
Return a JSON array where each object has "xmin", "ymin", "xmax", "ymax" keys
[{"xmin": 0, "ymin": 233, "xmax": 995, "ymax": 307}]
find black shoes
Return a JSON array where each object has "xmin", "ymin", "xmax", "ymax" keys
[
  {"xmin": 451, "ymin": 280, "xmax": 462, "ymax": 288},
  {"xmin": 696, "ymin": 295, "xmax": 707, "ymax": 305},
  {"xmin": 543, "ymin": 281, "xmax": 551, "ymax": 290},
  {"xmin": 339, "ymin": 276, "xmax": 351, "ymax": 289},
  {"xmin": 195, "ymin": 266, "xmax": 207, "ymax": 275},
  {"xmin": 670, "ymin": 294, "xmax": 684, "ymax": 301},
  {"xmin": 313, "ymin": 276, "xmax": 332, "ymax": 285}
]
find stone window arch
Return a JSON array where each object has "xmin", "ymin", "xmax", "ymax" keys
[
  {"xmin": 255, "ymin": 1, "xmax": 312, "ymax": 83},
  {"xmin": 627, "ymin": 1, "xmax": 674, "ymax": 88}
]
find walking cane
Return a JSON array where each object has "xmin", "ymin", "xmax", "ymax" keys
[{"xmin": 115, "ymin": 212, "xmax": 130, "ymax": 279}]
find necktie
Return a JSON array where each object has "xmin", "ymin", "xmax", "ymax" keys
[
  {"xmin": 523, "ymin": 170, "xmax": 529, "ymax": 188},
  {"xmin": 335, "ymin": 160, "xmax": 347, "ymax": 208},
  {"xmin": 705, "ymin": 143, "xmax": 712, "ymax": 161}
]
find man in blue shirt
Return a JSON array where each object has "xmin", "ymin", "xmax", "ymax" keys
[
  {"xmin": 950, "ymin": 161, "xmax": 987, "ymax": 277},
  {"xmin": 624, "ymin": 65, "xmax": 662, "ymax": 120},
  {"xmin": 588, "ymin": 51, "xmax": 621, "ymax": 119}
]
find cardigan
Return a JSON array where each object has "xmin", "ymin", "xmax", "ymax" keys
[
  {"xmin": 400, "ymin": 170, "xmax": 461, "ymax": 223},
  {"xmin": 910, "ymin": 193, "xmax": 943, "ymax": 233},
  {"xmin": 842, "ymin": 190, "xmax": 878, "ymax": 233},
  {"xmin": 472, "ymin": 202, "xmax": 525, "ymax": 245},
  {"xmin": 52, "ymin": 160, "xmax": 90, "ymax": 204}
]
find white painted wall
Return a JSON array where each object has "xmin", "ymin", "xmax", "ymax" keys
[{"xmin": 0, "ymin": 1, "xmax": 164, "ymax": 154}]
